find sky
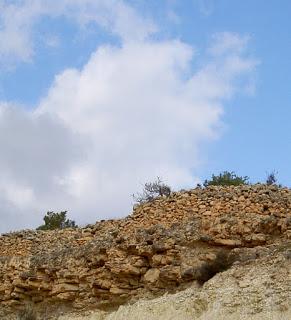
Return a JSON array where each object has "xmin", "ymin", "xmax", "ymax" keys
[{"xmin": 0, "ymin": 0, "xmax": 290, "ymax": 233}]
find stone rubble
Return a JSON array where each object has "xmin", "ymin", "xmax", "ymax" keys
[{"xmin": 0, "ymin": 184, "xmax": 290, "ymax": 319}]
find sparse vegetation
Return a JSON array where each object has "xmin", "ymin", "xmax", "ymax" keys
[
  {"xmin": 18, "ymin": 305, "xmax": 37, "ymax": 320},
  {"xmin": 37, "ymin": 211, "xmax": 77, "ymax": 231},
  {"xmin": 266, "ymin": 170, "xmax": 278, "ymax": 185},
  {"xmin": 133, "ymin": 177, "xmax": 171, "ymax": 205},
  {"xmin": 203, "ymin": 171, "xmax": 249, "ymax": 187}
]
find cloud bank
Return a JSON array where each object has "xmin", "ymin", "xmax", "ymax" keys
[
  {"xmin": 0, "ymin": 0, "xmax": 156, "ymax": 65},
  {"xmin": 0, "ymin": 1, "xmax": 257, "ymax": 233}
]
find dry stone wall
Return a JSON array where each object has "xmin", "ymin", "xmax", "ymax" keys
[{"xmin": 0, "ymin": 184, "xmax": 291, "ymax": 319}]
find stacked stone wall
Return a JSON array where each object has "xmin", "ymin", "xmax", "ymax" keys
[{"xmin": 0, "ymin": 185, "xmax": 290, "ymax": 318}]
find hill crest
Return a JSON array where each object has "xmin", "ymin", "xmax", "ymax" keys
[{"xmin": 0, "ymin": 184, "xmax": 290, "ymax": 319}]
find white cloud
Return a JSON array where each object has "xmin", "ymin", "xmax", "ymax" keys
[
  {"xmin": 44, "ymin": 35, "xmax": 61, "ymax": 48},
  {"xmin": 0, "ymin": 103, "xmax": 84, "ymax": 232},
  {"xmin": 195, "ymin": 0, "xmax": 214, "ymax": 16},
  {"xmin": 0, "ymin": 0, "xmax": 258, "ymax": 235},
  {"xmin": 209, "ymin": 32, "xmax": 250, "ymax": 56},
  {"xmin": 0, "ymin": 0, "xmax": 156, "ymax": 65},
  {"xmin": 0, "ymin": 30, "xmax": 257, "ymax": 233}
]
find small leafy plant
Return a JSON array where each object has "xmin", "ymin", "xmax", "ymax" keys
[
  {"xmin": 203, "ymin": 171, "xmax": 249, "ymax": 187},
  {"xmin": 37, "ymin": 211, "xmax": 77, "ymax": 231}
]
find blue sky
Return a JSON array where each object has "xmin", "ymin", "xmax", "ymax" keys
[{"xmin": 0, "ymin": 0, "xmax": 290, "ymax": 232}]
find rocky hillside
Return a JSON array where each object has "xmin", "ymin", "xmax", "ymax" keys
[{"xmin": 0, "ymin": 185, "xmax": 290, "ymax": 319}]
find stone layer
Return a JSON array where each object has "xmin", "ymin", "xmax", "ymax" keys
[{"xmin": 0, "ymin": 184, "xmax": 290, "ymax": 318}]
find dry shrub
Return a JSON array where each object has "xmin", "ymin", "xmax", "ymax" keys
[{"xmin": 18, "ymin": 305, "xmax": 37, "ymax": 320}]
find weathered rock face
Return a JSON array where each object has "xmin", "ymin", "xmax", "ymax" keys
[
  {"xmin": 0, "ymin": 185, "xmax": 290, "ymax": 319},
  {"xmin": 59, "ymin": 247, "xmax": 291, "ymax": 320}
]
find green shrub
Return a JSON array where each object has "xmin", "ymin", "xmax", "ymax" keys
[
  {"xmin": 203, "ymin": 171, "xmax": 249, "ymax": 187},
  {"xmin": 37, "ymin": 211, "xmax": 77, "ymax": 231}
]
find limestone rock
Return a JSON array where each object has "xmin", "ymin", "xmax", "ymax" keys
[
  {"xmin": 0, "ymin": 185, "xmax": 290, "ymax": 319},
  {"xmin": 143, "ymin": 268, "xmax": 160, "ymax": 284}
]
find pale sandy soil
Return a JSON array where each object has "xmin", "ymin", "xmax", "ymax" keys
[
  {"xmin": 58, "ymin": 286, "xmax": 290, "ymax": 320},
  {"xmin": 58, "ymin": 251, "xmax": 291, "ymax": 320}
]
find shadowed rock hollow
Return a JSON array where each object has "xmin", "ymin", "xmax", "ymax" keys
[{"xmin": 0, "ymin": 185, "xmax": 290, "ymax": 319}]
